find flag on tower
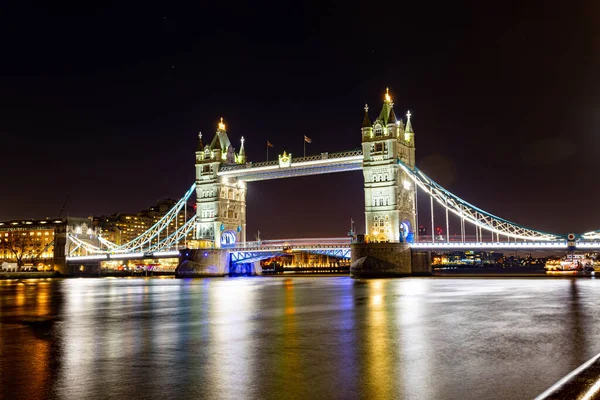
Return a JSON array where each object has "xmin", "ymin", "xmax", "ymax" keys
[
  {"xmin": 304, "ymin": 135, "xmax": 312, "ymax": 143},
  {"xmin": 267, "ymin": 141, "xmax": 274, "ymax": 148}
]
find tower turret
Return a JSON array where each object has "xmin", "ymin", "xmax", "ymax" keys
[
  {"xmin": 361, "ymin": 104, "xmax": 373, "ymax": 140},
  {"xmin": 387, "ymin": 105, "xmax": 398, "ymax": 137},
  {"xmin": 236, "ymin": 136, "xmax": 246, "ymax": 164},
  {"xmin": 195, "ymin": 132, "xmax": 205, "ymax": 162},
  {"xmin": 404, "ymin": 110, "xmax": 415, "ymax": 149},
  {"xmin": 377, "ymin": 88, "xmax": 393, "ymax": 125}
]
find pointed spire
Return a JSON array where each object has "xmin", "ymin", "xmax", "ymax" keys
[
  {"xmin": 378, "ymin": 88, "xmax": 393, "ymax": 124},
  {"xmin": 388, "ymin": 108, "xmax": 397, "ymax": 124},
  {"xmin": 239, "ymin": 136, "xmax": 245, "ymax": 156},
  {"xmin": 405, "ymin": 110, "xmax": 413, "ymax": 133},
  {"xmin": 197, "ymin": 131, "xmax": 204, "ymax": 152},
  {"xmin": 210, "ymin": 116, "xmax": 232, "ymax": 151},
  {"xmin": 384, "ymin": 87, "xmax": 392, "ymax": 104},
  {"xmin": 362, "ymin": 104, "xmax": 371, "ymax": 128}
]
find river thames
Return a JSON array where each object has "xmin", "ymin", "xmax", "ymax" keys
[{"xmin": 1, "ymin": 276, "xmax": 599, "ymax": 399}]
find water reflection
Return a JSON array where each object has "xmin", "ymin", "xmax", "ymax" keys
[
  {"xmin": 363, "ymin": 280, "xmax": 395, "ymax": 399},
  {"xmin": 0, "ymin": 279, "xmax": 61, "ymax": 400},
  {"xmin": 569, "ymin": 279, "xmax": 585, "ymax": 367},
  {"xmin": 207, "ymin": 279, "xmax": 257, "ymax": 399},
  {"xmin": 2, "ymin": 277, "xmax": 600, "ymax": 399}
]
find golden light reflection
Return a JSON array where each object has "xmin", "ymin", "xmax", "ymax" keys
[
  {"xmin": 281, "ymin": 278, "xmax": 299, "ymax": 378},
  {"xmin": 365, "ymin": 280, "xmax": 393, "ymax": 398},
  {"xmin": 0, "ymin": 280, "xmax": 53, "ymax": 399},
  {"xmin": 28, "ymin": 332, "xmax": 51, "ymax": 397},
  {"xmin": 15, "ymin": 283, "xmax": 25, "ymax": 307},
  {"xmin": 35, "ymin": 282, "xmax": 50, "ymax": 317}
]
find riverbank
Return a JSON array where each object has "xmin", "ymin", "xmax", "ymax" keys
[
  {"xmin": 0, "ymin": 269, "xmax": 595, "ymax": 279},
  {"xmin": 0, "ymin": 271, "xmax": 176, "ymax": 279},
  {"xmin": 0, "ymin": 271, "xmax": 59, "ymax": 279}
]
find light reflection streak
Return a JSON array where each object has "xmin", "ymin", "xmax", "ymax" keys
[
  {"xmin": 208, "ymin": 279, "xmax": 256, "ymax": 399},
  {"xmin": 57, "ymin": 280, "xmax": 100, "ymax": 399},
  {"xmin": 365, "ymin": 280, "xmax": 394, "ymax": 398},
  {"xmin": 281, "ymin": 279, "xmax": 299, "ymax": 382},
  {"xmin": 398, "ymin": 279, "xmax": 434, "ymax": 399}
]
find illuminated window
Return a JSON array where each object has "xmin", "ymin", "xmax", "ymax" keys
[{"xmin": 374, "ymin": 125, "xmax": 383, "ymax": 137}]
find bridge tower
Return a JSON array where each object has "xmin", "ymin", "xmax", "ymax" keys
[
  {"xmin": 194, "ymin": 118, "xmax": 247, "ymax": 248},
  {"xmin": 361, "ymin": 89, "xmax": 416, "ymax": 242}
]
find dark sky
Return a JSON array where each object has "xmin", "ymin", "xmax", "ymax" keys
[{"xmin": 1, "ymin": 1, "xmax": 599, "ymax": 239}]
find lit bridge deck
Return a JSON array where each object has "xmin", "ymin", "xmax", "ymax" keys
[{"xmin": 66, "ymin": 239, "xmax": 600, "ymax": 264}]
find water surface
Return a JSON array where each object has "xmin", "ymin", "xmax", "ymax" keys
[{"xmin": 1, "ymin": 276, "xmax": 598, "ymax": 399}]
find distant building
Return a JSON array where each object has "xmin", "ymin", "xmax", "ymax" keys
[
  {"xmin": 0, "ymin": 217, "xmax": 91, "ymax": 271},
  {"xmin": 94, "ymin": 199, "xmax": 194, "ymax": 246},
  {"xmin": 432, "ymin": 250, "xmax": 504, "ymax": 266}
]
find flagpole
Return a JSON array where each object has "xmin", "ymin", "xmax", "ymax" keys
[
  {"xmin": 303, "ymin": 137, "xmax": 306, "ymax": 158},
  {"xmin": 267, "ymin": 143, "xmax": 269, "ymax": 162}
]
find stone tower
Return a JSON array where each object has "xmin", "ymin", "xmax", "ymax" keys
[
  {"xmin": 361, "ymin": 89, "xmax": 416, "ymax": 242},
  {"xmin": 194, "ymin": 118, "xmax": 247, "ymax": 248}
]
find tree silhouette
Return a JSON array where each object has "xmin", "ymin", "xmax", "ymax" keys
[{"xmin": 0, "ymin": 231, "xmax": 50, "ymax": 270}]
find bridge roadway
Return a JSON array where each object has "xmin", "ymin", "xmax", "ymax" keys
[{"xmin": 66, "ymin": 237, "xmax": 600, "ymax": 264}]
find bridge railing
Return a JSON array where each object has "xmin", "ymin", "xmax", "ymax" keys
[
  {"xmin": 218, "ymin": 150, "xmax": 363, "ymax": 173},
  {"xmin": 231, "ymin": 238, "xmax": 352, "ymax": 251},
  {"xmin": 413, "ymin": 235, "xmax": 550, "ymax": 243}
]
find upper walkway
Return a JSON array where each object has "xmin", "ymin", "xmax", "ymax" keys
[{"xmin": 217, "ymin": 150, "xmax": 363, "ymax": 181}]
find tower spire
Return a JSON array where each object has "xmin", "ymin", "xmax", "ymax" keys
[
  {"xmin": 362, "ymin": 104, "xmax": 371, "ymax": 128},
  {"xmin": 388, "ymin": 108, "xmax": 397, "ymax": 124},
  {"xmin": 405, "ymin": 110, "xmax": 413, "ymax": 133},
  {"xmin": 197, "ymin": 131, "xmax": 204, "ymax": 151},
  {"xmin": 378, "ymin": 88, "xmax": 393, "ymax": 124},
  {"xmin": 239, "ymin": 136, "xmax": 245, "ymax": 156}
]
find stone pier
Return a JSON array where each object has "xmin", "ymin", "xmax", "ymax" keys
[
  {"xmin": 175, "ymin": 249, "xmax": 263, "ymax": 277},
  {"xmin": 350, "ymin": 242, "xmax": 431, "ymax": 278},
  {"xmin": 176, "ymin": 249, "xmax": 230, "ymax": 277}
]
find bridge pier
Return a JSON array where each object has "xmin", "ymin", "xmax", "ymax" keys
[
  {"xmin": 176, "ymin": 250, "xmax": 264, "ymax": 277},
  {"xmin": 176, "ymin": 249, "xmax": 230, "ymax": 277},
  {"xmin": 63, "ymin": 260, "xmax": 102, "ymax": 276},
  {"xmin": 350, "ymin": 242, "xmax": 431, "ymax": 278}
]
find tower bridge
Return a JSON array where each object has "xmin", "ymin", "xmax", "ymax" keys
[{"xmin": 64, "ymin": 89, "xmax": 599, "ymax": 276}]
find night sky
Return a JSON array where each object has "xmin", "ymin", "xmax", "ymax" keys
[{"xmin": 1, "ymin": 2, "xmax": 599, "ymax": 239}]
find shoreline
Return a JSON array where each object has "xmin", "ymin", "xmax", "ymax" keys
[{"xmin": 0, "ymin": 271, "xmax": 596, "ymax": 280}]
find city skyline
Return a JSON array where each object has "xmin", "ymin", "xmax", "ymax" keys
[{"xmin": 1, "ymin": 2, "xmax": 598, "ymax": 238}]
